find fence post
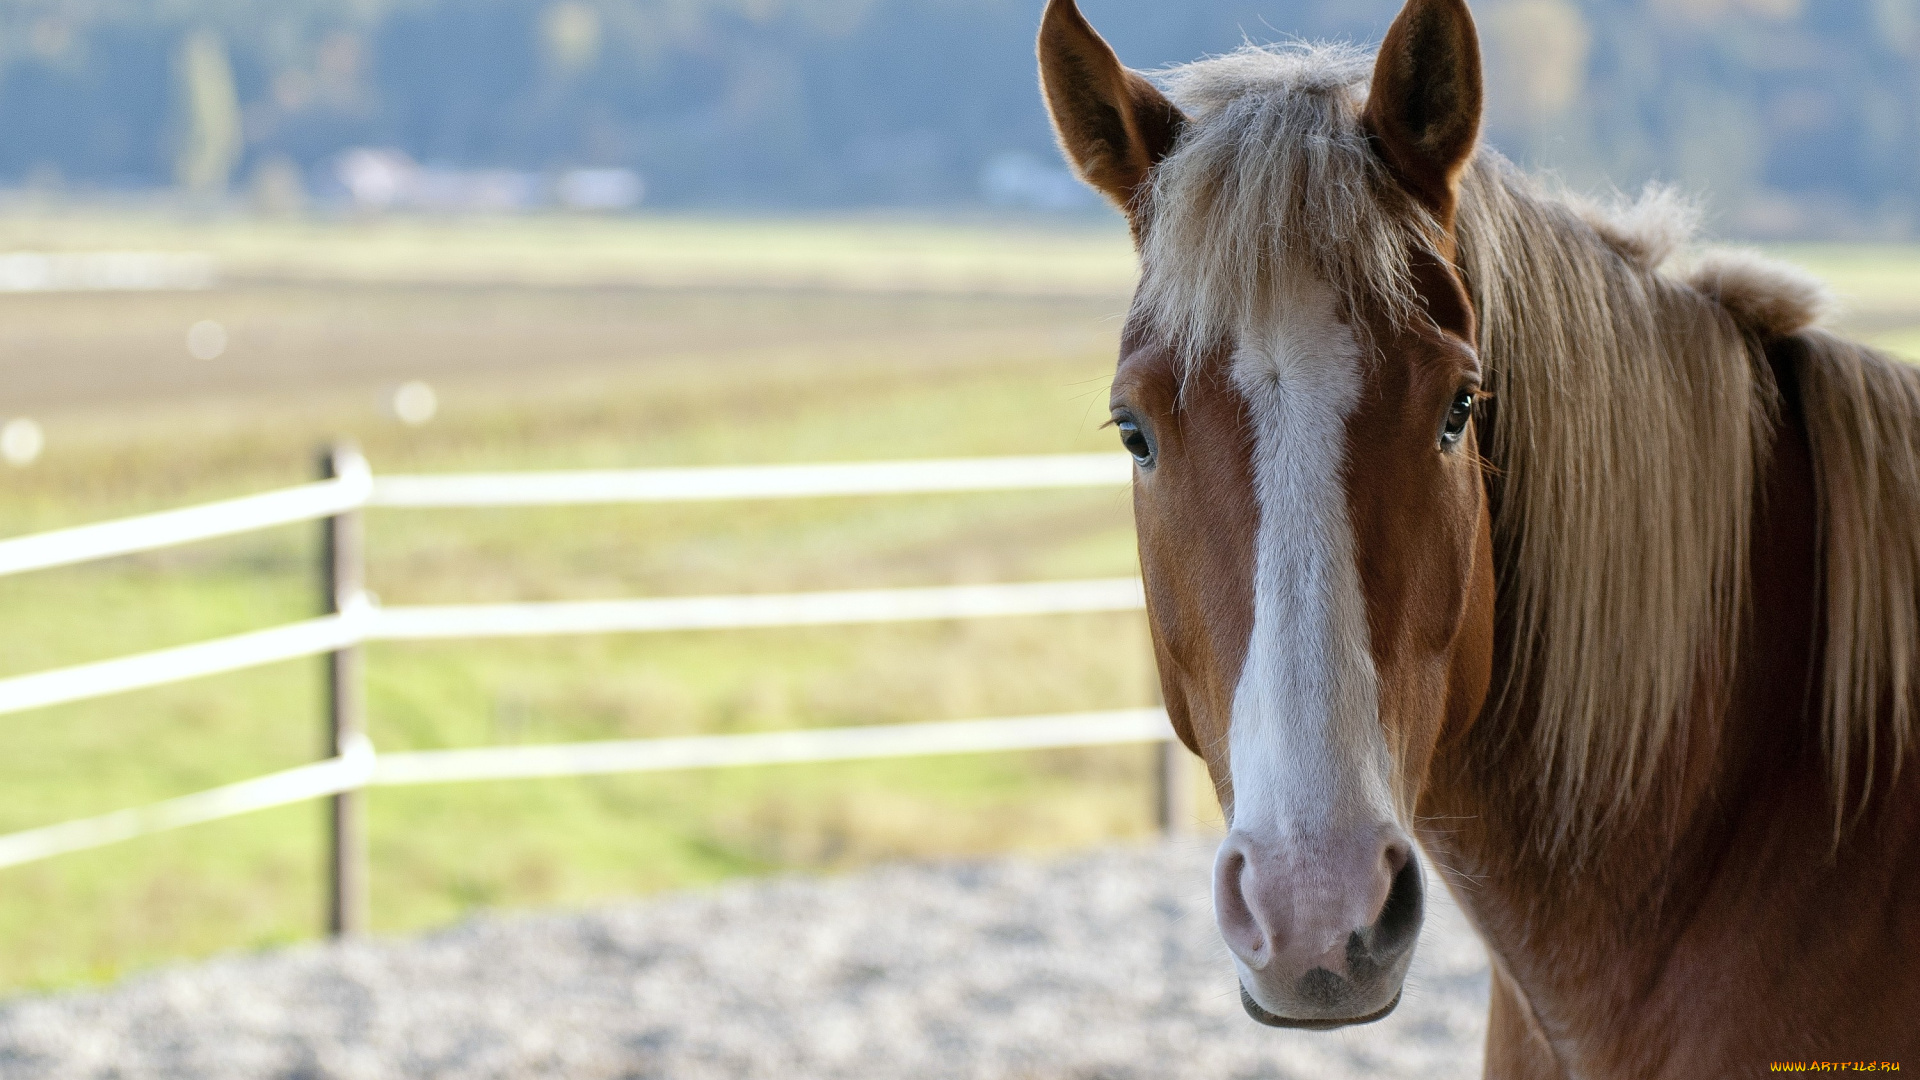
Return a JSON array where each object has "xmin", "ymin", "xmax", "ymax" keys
[
  {"xmin": 1155, "ymin": 741, "xmax": 1192, "ymax": 838},
  {"xmin": 1152, "ymin": 678, "xmax": 1189, "ymax": 838},
  {"xmin": 322, "ymin": 442, "xmax": 369, "ymax": 936}
]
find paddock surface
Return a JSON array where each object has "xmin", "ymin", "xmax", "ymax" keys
[{"xmin": 0, "ymin": 841, "xmax": 1489, "ymax": 1079}]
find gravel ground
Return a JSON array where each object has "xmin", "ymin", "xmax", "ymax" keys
[{"xmin": 0, "ymin": 840, "xmax": 1489, "ymax": 1080}]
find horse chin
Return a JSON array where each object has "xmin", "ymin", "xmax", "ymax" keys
[{"xmin": 1239, "ymin": 984, "xmax": 1404, "ymax": 1030}]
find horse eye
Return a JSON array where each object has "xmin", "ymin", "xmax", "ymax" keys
[
  {"xmin": 1117, "ymin": 418, "xmax": 1154, "ymax": 465},
  {"xmin": 1441, "ymin": 390, "xmax": 1475, "ymax": 446}
]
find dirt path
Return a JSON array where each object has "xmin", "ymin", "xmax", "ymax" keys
[{"xmin": 0, "ymin": 841, "xmax": 1488, "ymax": 1079}]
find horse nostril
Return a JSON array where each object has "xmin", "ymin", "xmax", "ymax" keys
[
  {"xmin": 1212, "ymin": 841, "xmax": 1271, "ymax": 966},
  {"xmin": 1383, "ymin": 840, "xmax": 1411, "ymax": 878},
  {"xmin": 1371, "ymin": 854, "xmax": 1425, "ymax": 956}
]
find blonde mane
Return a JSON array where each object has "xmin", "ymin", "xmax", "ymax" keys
[{"xmin": 1139, "ymin": 44, "xmax": 1920, "ymax": 851}]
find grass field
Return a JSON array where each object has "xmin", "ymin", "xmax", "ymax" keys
[{"xmin": 2, "ymin": 212, "xmax": 1918, "ymax": 995}]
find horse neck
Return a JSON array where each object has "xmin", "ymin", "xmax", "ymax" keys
[{"xmin": 1421, "ymin": 343, "xmax": 1920, "ymax": 1072}]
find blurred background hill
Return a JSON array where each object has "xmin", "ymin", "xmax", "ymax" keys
[{"xmin": 0, "ymin": 0, "xmax": 1916, "ymax": 234}]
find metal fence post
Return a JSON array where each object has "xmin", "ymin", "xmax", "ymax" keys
[
  {"xmin": 1155, "ymin": 741, "xmax": 1192, "ymax": 837},
  {"xmin": 1151, "ymin": 677, "xmax": 1189, "ymax": 837},
  {"xmin": 322, "ymin": 443, "xmax": 369, "ymax": 936}
]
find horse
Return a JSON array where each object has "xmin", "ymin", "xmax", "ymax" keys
[{"xmin": 1037, "ymin": 0, "xmax": 1920, "ymax": 1073}]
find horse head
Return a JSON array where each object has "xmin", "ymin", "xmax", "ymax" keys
[{"xmin": 1040, "ymin": 0, "xmax": 1496, "ymax": 1029}]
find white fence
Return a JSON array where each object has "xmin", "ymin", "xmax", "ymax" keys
[{"xmin": 0, "ymin": 450, "xmax": 1179, "ymax": 933}]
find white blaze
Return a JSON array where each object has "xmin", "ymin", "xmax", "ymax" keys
[{"xmin": 1226, "ymin": 277, "xmax": 1393, "ymax": 843}]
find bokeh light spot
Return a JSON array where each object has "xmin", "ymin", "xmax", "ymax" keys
[
  {"xmin": 392, "ymin": 381, "xmax": 439, "ymax": 426},
  {"xmin": 2, "ymin": 418, "xmax": 44, "ymax": 466},
  {"xmin": 186, "ymin": 320, "xmax": 228, "ymax": 360}
]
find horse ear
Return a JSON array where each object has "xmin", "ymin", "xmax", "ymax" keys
[
  {"xmin": 1362, "ymin": 0, "xmax": 1483, "ymax": 224},
  {"xmin": 1038, "ymin": 0, "xmax": 1186, "ymax": 223}
]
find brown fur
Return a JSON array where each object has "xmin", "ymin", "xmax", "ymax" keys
[
  {"xmin": 1341, "ymin": 259, "xmax": 1496, "ymax": 823},
  {"xmin": 1113, "ymin": 317, "xmax": 1259, "ymax": 807},
  {"xmin": 1036, "ymin": 0, "xmax": 1185, "ymax": 232},
  {"xmin": 1362, "ymin": 0, "xmax": 1483, "ymax": 226}
]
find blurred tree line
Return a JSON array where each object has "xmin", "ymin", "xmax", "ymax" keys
[{"xmin": 0, "ymin": 0, "xmax": 1916, "ymax": 233}]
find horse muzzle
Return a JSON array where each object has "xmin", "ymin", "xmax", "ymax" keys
[{"xmin": 1213, "ymin": 827, "xmax": 1426, "ymax": 1028}]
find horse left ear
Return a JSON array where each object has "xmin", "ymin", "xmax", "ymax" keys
[{"xmin": 1363, "ymin": 0, "xmax": 1483, "ymax": 225}]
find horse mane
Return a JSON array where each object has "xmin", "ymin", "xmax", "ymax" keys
[
  {"xmin": 1791, "ymin": 329, "xmax": 1920, "ymax": 828},
  {"xmin": 1454, "ymin": 169, "xmax": 1777, "ymax": 850},
  {"xmin": 1138, "ymin": 42, "xmax": 1920, "ymax": 853}
]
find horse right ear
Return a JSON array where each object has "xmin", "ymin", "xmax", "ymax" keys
[
  {"xmin": 1362, "ymin": 0, "xmax": 1483, "ymax": 226},
  {"xmin": 1038, "ymin": 0, "xmax": 1186, "ymax": 226}
]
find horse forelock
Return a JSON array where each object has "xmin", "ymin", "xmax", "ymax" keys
[
  {"xmin": 1131, "ymin": 39, "xmax": 1920, "ymax": 860},
  {"xmin": 1135, "ymin": 43, "xmax": 1438, "ymax": 371}
]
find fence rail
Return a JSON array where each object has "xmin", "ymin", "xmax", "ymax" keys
[
  {"xmin": 0, "ymin": 451, "xmax": 1180, "ymax": 933},
  {"xmin": 0, "ymin": 471, "xmax": 371, "ymax": 578},
  {"xmin": 0, "ymin": 580, "xmax": 1146, "ymax": 716},
  {"xmin": 0, "ymin": 710, "xmax": 1177, "ymax": 872},
  {"xmin": 367, "ymin": 453, "xmax": 1133, "ymax": 507},
  {"xmin": 0, "ymin": 453, "xmax": 1128, "ymax": 578}
]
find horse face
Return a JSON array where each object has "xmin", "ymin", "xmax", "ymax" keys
[
  {"xmin": 1111, "ymin": 258, "xmax": 1494, "ymax": 1026},
  {"xmin": 1044, "ymin": 0, "xmax": 1495, "ymax": 1031}
]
